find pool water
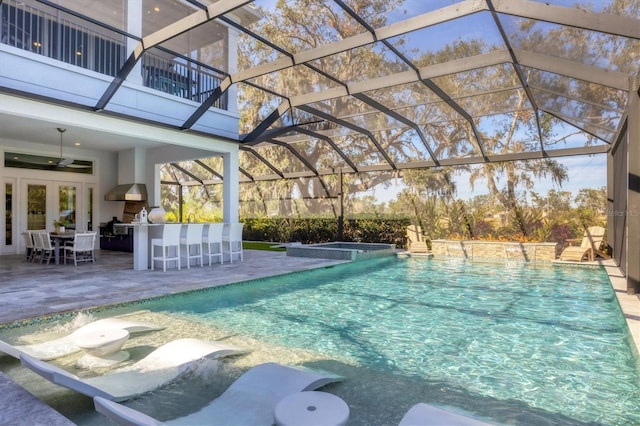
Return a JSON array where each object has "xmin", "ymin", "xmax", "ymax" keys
[
  {"xmin": 2, "ymin": 256, "xmax": 639, "ymax": 425},
  {"xmin": 121, "ymin": 256, "xmax": 639, "ymax": 425}
]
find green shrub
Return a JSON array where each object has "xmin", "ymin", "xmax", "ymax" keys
[{"xmin": 242, "ymin": 216, "xmax": 411, "ymax": 247}]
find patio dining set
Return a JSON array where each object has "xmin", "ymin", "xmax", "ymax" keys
[{"xmin": 22, "ymin": 230, "xmax": 97, "ymax": 267}]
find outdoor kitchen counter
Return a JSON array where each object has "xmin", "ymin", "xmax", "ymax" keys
[{"xmin": 127, "ymin": 223, "xmax": 165, "ymax": 271}]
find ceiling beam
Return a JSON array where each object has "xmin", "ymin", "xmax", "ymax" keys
[
  {"xmin": 295, "ymin": 128, "xmax": 359, "ymax": 173},
  {"xmin": 169, "ymin": 163, "xmax": 203, "ymax": 184},
  {"xmin": 224, "ymin": 0, "xmax": 488, "ymax": 85},
  {"xmin": 239, "ymin": 146, "xmax": 285, "ymax": 178},
  {"xmin": 352, "ymin": 93, "xmax": 440, "ymax": 166},
  {"xmin": 492, "ymin": 0, "xmax": 640, "ymax": 40},
  {"xmin": 194, "ymin": 159, "xmax": 224, "ymax": 180},
  {"xmin": 268, "ymin": 140, "xmax": 319, "ymax": 176},
  {"xmin": 242, "ymin": 100, "xmax": 292, "ymax": 143},
  {"xmin": 298, "ymin": 105, "xmax": 397, "ymax": 170},
  {"xmin": 514, "ymin": 49, "xmax": 630, "ymax": 91},
  {"xmin": 205, "ymin": 144, "xmax": 608, "ymax": 184},
  {"xmin": 487, "ymin": 0, "xmax": 545, "ymax": 152}
]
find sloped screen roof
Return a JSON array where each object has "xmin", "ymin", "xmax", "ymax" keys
[{"xmin": 3, "ymin": 0, "xmax": 639, "ymax": 186}]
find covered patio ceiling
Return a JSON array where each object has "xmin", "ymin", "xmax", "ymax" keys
[{"xmin": 5, "ymin": 0, "xmax": 640, "ymax": 186}]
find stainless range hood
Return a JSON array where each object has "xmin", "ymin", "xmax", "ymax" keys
[{"xmin": 104, "ymin": 183, "xmax": 148, "ymax": 201}]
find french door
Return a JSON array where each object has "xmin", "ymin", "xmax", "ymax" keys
[{"xmin": 10, "ymin": 179, "xmax": 94, "ymax": 254}]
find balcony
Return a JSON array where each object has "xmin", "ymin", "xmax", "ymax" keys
[{"xmin": 0, "ymin": 0, "xmax": 228, "ymax": 111}]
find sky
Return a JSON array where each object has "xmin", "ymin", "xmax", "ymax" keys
[{"xmin": 369, "ymin": 153, "xmax": 607, "ymax": 204}]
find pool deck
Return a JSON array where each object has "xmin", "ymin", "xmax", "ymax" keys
[
  {"xmin": 0, "ymin": 249, "xmax": 347, "ymax": 425},
  {"xmin": 0, "ymin": 250, "xmax": 638, "ymax": 425}
]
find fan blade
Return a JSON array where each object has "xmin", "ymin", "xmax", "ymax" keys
[{"xmin": 57, "ymin": 158, "xmax": 75, "ymax": 166}]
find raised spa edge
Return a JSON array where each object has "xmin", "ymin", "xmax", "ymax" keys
[{"xmin": 286, "ymin": 242, "xmax": 396, "ymax": 261}]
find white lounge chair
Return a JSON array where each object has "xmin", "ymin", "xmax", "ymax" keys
[
  {"xmin": 0, "ymin": 317, "xmax": 164, "ymax": 360},
  {"xmin": 399, "ymin": 403, "xmax": 493, "ymax": 426},
  {"xmin": 21, "ymin": 338, "xmax": 245, "ymax": 402},
  {"xmin": 93, "ymin": 362, "xmax": 345, "ymax": 425}
]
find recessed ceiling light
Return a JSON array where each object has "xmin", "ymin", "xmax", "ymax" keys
[
  {"xmin": 154, "ymin": 6, "xmax": 160, "ymax": 12},
  {"xmin": 74, "ymin": 142, "xmax": 81, "ymax": 146}
]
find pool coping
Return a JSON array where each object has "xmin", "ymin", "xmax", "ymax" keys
[{"xmin": 604, "ymin": 262, "xmax": 640, "ymax": 356}]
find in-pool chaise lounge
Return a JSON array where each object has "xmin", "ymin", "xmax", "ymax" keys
[
  {"xmin": 399, "ymin": 403, "xmax": 494, "ymax": 426},
  {"xmin": 93, "ymin": 362, "xmax": 345, "ymax": 425},
  {"xmin": 21, "ymin": 338, "xmax": 245, "ymax": 402},
  {"xmin": 0, "ymin": 317, "xmax": 164, "ymax": 360}
]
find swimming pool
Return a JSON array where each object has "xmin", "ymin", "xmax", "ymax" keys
[{"xmin": 3, "ymin": 256, "xmax": 639, "ymax": 425}]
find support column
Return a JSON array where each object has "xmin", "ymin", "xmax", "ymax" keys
[
  {"xmin": 627, "ymin": 78, "xmax": 640, "ymax": 294},
  {"xmin": 126, "ymin": 0, "xmax": 143, "ymax": 85},
  {"xmin": 223, "ymin": 149, "xmax": 239, "ymax": 223},
  {"xmin": 607, "ymin": 139, "xmax": 614, "ymax": 259},
  {"xmin": 226, "ymin": 27, "xmax": 239, "ymax": 115},
  {"xmin": 337, "ymin": 169, "xmax": 344, "ymax": 241}
]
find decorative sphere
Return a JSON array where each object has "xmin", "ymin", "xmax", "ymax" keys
[{"xmin": 148, "ymin": 207, "xmax": 167, "ymax": 223}]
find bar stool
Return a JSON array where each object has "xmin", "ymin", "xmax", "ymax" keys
[
  {"xmin": 222, "ymin": 222, "xmax": 244, "ymax": 263},
  {"xmin": 202, "ymin": 223, "xmax": 224, "ymax": 265},
  {"xmin": 151, "ymin": 224, "xmax": 182, "ymax": 272},
  {"xmin": 180, "ymin": 223, "xmax": 204, "ymax": 268}
]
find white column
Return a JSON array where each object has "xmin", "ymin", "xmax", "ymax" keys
[
  {"xmin": 226, "ymin": 27, "xmax": 239, "ymax": 115},
  {"xmin": 223, "ymin": 149, "xmax": 239, "ymax": 223},
  {"xmin": 626, "ymin": 74, "xmax": 640, "ymax": 294},
  {"xmin": 126, "ymin": 0, "xmax": 143, "ymax": 85},
  {"xmin": 132, "ymin": 224, "xmax": 149, "ymax": 270},
  {"xmin": 147, "ymin": 163, "xmax": 163, "ymax": 207}
]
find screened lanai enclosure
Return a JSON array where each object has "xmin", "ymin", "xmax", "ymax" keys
[
  {"xmin": 1, "ymin": 0, "xmax": 639, "ymax": 290},
  {"xmin": 154, "ymin": 0, "xmax": 637, "ymax": 210}
]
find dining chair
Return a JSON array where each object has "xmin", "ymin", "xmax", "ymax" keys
[
  {"xmin": 151, "ymin": 224, "xmax": 182, "ymax": 272},
  {"xmin": 22, "ymin": 232, "xmax": 35, "ymax": 262},
  {"xmin": 64, "ymin": 232, "xmax": 97, "ymax": 266},
  {"xmin": 179, "ymin": 223, "xmax": 204, "ymax": 268},
  {"xmin": 202, "ymin": 223, "xmax": 224, "ymax": 266},
  {"xmin": 36, "ymin": 231, "xmax": 55, "ymax": 264},
  {"xmin": 222, "ymin": 222, "xmax": 244, "ymax": 263},
  {"xmin": 27, "ymin": 230, "xmax": 46, "ymax": 263}
]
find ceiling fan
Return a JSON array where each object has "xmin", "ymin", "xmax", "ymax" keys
[{"xmin": 56, "ymin": 127, "xmax": 75, "ymax": 167}]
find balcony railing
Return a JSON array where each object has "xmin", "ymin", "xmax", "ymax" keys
[{"xmin": 0, "ymin": 0, "xmax": 227, "ymax": 109}]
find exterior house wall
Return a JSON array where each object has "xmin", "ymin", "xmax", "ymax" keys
[
  {"xmin": 0, "ymin": 1, "xmax": 245, "ymax": 256},
  {"xmin": 0, "ymin": 45, "xmax": 239, "ymax": 139}
]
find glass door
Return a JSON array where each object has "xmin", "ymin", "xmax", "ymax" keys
[
  {"xmin": 58, "ymin": 185, "xmax": 77, "ymax": 231},
  {"xmin": 27, "ymin": 183, "xmax": 47, "ymax": 230},
  {"xmin": 86, "ymin": 184, "xmax": 94, "ymax": 231},
  {"xmin": 2, "ymin": 179, "xmax": 17, "ymax": 254}
]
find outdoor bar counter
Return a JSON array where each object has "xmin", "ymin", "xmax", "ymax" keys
[
  {"xmin": 123, "ymin": 223, "xmax": 164, "ymax": 270},
  {"xmin": 120, "ymin": 222, "xmax": 225, "ymax": 270}
]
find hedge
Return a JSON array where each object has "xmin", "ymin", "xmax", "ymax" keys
[{"xmin": 242, "ymin": 216, "xmax": 412, "ymax": 248}]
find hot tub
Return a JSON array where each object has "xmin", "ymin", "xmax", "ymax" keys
[{"xmin": 286, "ymin": 242, "xmax": 396, "ymax": 261}]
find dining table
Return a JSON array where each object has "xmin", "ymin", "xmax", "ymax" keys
[{"xmin": 49, "ymin": 232, "xmax": 75, "ymax": 265}]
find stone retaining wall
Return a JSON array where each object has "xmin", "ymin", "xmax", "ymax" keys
[{"xmin": 431, "ymin": 240, "xmax": 559, "ymax": 262}]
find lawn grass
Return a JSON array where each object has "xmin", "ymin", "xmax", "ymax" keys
[{"xmin": 242, "ymin": 241, "xmax": 286, "ymax": 251}]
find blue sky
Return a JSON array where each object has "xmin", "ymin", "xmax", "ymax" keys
[{"xmin": 370, "ymin": 154, "xmax": 606, "ymax": 204}]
